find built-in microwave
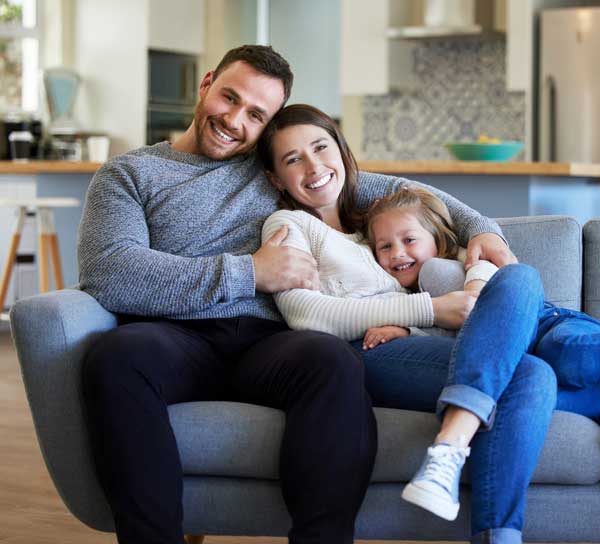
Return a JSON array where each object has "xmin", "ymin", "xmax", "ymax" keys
[
  {"xmin": 148, "ymin": 49, "xmax": 197, "ymax": 108},
  {"xmin": 146, "ymin": 105, "xmax": 194, "ymax": 145}
]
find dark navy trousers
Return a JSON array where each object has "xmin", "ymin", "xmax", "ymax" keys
[{"xmin": 82, "ymin": 317, "xmax": 377, "ymax": 544}]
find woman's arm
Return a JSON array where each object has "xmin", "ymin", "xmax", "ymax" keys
[
  {"xmin": 263, "ymin": 211, "xmax": 478, "ymax": 340},
  {"xmin": 274, "ymin": 288, "xmax": 434, "ymax": 341},
  {"xmin": 263, "ymin": 210, "xmax": 435, "ymax": 340}
]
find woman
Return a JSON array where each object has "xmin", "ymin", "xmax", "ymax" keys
[{"xmin": 257, "ymin": 104, "xmax": 556, "ymax": 542}]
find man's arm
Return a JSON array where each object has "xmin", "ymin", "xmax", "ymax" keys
[
  {"xmin": 355, "ymin": 171, "xmax": 517, "ymax": 267},
  {"xmin": 78, "ymin": 163, "xmax": 255, "ymax": 317}
]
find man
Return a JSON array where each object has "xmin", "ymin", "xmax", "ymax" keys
[{"xmin": 79, "ymin": 45, "xmax": 517, "ymax": 544}]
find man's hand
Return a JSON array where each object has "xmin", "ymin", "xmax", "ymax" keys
[
  {"xmin": 431, "ymin": 291, "xmax": 478, "ymax": 329},
  {"xmin": 465, "ymin": 232, "xmax": 518, "ymax": 270},
  {"xmin": 253, "ymin": 226, "xmax": 320, "ymax": 293},
  {"xmin": 363, "ymin": 325, "xmax": 409, "ymax": 351}
]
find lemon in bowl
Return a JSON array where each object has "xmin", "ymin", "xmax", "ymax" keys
[{"xmin": 445, "ymin": 136, "xmax": 524, "ymax": 161}]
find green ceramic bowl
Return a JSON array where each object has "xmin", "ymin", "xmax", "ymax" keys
[{"xmin": 445, "ymin": 141, "xmax": 524, "ymax": 162}]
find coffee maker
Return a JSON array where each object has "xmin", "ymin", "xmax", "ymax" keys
[
  {"xmin": 0, "ymin": 114, "xmax": 43, "ymax": 160},
  {"xmin": 43, "ymin": 67, "xmax": 85, "ymax": 160}
]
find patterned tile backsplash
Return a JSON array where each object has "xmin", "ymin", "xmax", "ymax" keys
[{"xmin": 362, "ymin": 38, "xmax": 525, "ymax": 160}]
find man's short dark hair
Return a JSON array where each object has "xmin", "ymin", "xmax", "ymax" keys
[{"xmin": 213, "ymin": 45, "xmax": 293, "ymax": 104}]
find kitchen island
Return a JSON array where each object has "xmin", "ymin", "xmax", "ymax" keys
[
  {"xmin": 358, "ymin": 160, "xmax": 600, "ymax": 226},
  {"xmin": 0, "ymin": 161, "xmax": 100, "ymax": 308}
]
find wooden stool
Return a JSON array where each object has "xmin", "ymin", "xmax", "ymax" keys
[
  {"xmin": 0, "ymin": 197, "xmax": 80, "ymax": 313},
  {"xmin": 184, "ymin": 536, "xmax": 205, "ymax": 544}
]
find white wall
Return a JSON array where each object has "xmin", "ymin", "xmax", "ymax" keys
[
  {"xmin": 148, "ymin": 0, "xmax": 205, "ymax": 54},
  {"xmin": 269, "ymin": 0, "xmax": 342, "ymax": 118},
  {"xmin": 73, "ymin": 0, "xmax": 149, "ymax": 155}
]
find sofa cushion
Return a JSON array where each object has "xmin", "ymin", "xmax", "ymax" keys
[
  {"xmin": 496, "ymin": 216, "xmax": 582, "ymax": 311},
  {"xmin": 584, "ymin": 219, "xmax": 600, "ymax": 320},
  {"xmin": 169, "ymin": 402, "xmax": 600, "ymax": 485}
]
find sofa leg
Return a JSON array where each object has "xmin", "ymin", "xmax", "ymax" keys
[{"xmin": 185, "ymin": 536, "xmax": 205, "ymax": 544}]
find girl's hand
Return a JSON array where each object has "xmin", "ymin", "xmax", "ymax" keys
[
  {"xmin": 431, "ymin": 291, "xmax": 478, "ymax": 329},
  {"xmin": 464, "ymin": 279, "xmax": 486, "ymax": 296},
  {"xmin": 363, "ymin": 326, "xmax": 410, "ymax": 350}
]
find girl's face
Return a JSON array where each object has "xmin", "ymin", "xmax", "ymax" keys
[
  {"xmin": 370, "ymin": 209, "xmax": 438, "ymax": 289},
  {"xmin": 268, "ymin": 124, "xmax": 345, "ymax": 219}
]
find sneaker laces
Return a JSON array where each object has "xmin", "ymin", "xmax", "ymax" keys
[{"xmin": 422, "ymin": 443, "xmax": 471, "ymax": 491}]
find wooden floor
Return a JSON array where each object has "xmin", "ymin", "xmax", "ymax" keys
[{"xmin": 0, "ymin": 329, "xmax": 421, "ymax": 544}]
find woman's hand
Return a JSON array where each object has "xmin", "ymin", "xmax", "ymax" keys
[
  {"xmin": 431, "ymin": 291, "xmax": 479, "ymax": 329},
  {"xmin": 363, "ymin": 326, "xmax": 410, "ymax": 350}
]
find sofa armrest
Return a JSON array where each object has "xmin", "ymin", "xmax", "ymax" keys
[
  {"xmin": 9, "ymin": 289, "xmax": 117, "ymax": 531},
  {"xmin": 584, "ymin": 219, "xmax": 600, "ymax": 320}
]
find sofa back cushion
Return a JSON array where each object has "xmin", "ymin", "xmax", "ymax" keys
[{"xmin": 496, "ymin": 215, "xmax": 581, "ymax": 310}]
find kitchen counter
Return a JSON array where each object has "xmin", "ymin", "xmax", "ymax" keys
[
  {"xmin": 0, "ymin": 164, "xmax": 99, "ymax": 294},
  {"xmin": 0, "ymin": 160, "xmax": 102, "ymax": 174},
  {"xmin": 357, "ymin": 160, "xmax": 600, "ymax": 178},
  {"xmin": 4, "ymin": 160, "xmax": 599, "ymax": 178},
  {"xmin": 357, "ymin": 160, "xmax": 600, "ymax": 227}
]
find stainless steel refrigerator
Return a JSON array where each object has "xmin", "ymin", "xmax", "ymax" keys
[{"xmin": 538, "ymin": 7, "xmax": 600, "ymax": 163}]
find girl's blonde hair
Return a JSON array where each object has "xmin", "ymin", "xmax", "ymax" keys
[{"xmin": 365, "ymin": 185, "xmax": 460, "ymax": 259}]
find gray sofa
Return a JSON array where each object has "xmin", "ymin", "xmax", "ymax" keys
[{"xmin": 10, "ymin": 215, "xmax": 600, "ymax": 542}]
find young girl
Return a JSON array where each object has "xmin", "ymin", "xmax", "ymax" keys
[
  {"xmin": 364, "ymin": 186, "xmax": 600, "ymax": 515},
  {"xmin": 362, "ymin": 185, "xmax": 498, "ymax": 346},
  {"xmin": 257, "ymin": 103, "xmax": 557, "ymax": 541},
  {"xmin": 365, "ymin": 186, "xmax": 600, "ymax": 397}
]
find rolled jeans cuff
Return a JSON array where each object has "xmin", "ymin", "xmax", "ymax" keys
[
  {"xmin": 436, "ymin": 384, "xmax": 497, "ymax": 429},
  {"xmin": 471, "ymin": 528, "xmax": 522, "ymax": 544}
]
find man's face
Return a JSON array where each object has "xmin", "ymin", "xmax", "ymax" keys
[{"xmin": 193, "ymin": 61, "xmax": 286, "ymax": 160}]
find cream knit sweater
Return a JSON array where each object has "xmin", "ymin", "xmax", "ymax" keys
[{"xmin": 262, "ymin": 209, "xmax": 497, "ymax": 341}]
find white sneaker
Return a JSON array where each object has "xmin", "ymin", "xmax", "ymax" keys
[{"xmin": 401, "ymin": 442, "xmax": 470, "ymax": 521}]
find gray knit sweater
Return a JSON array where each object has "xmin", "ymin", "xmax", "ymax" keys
[{"xmin": 77, "ymin": 142, "xmax": 503, "ymax": 320}]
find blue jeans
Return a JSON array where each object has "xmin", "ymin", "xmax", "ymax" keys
[
  {"xmin": 352, "ymin": 264, "xmax": 557, "ymax": 544},
  {"xmin": 419, "ymin": 257, "xmax": 600, "ymax": 419}
]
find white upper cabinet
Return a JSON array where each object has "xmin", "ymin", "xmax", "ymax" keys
[
  {"xmin": 505, "ymin": 0, "xmax": 532, "ymax": 92},
  {"xmin": 341, "ymin": 0, "xmax": 389, "ymax": 95},
  {"xmin": 149, "ymin": 0, "xmax": 205, "ymax": 54}
]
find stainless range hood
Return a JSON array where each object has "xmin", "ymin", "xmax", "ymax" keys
[{"xmin": 387, "ymin": 0, "xmax": 501, "ymax": 40}]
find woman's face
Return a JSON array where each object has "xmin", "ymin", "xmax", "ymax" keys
[
  {"xmin": 268, "ymin": 124, "xmax": 345, "ymax": 218},
  {"xmin": 370, "ymin": 209, "xmax": 438, "ymax": 289}
]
